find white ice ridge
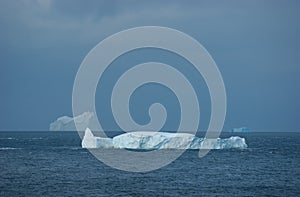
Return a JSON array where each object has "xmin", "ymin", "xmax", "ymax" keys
[
  {"xmin": 50, "ymin": 112, "xmax": 96, "ymax": 131},
  {"xmin": 82, "ymin": 128, "xmax": 248, "ymax": 149}
]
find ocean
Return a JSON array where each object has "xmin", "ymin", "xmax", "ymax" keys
[{"xmin": 0, "ymin": 131, "xmax": 299, "ymax": 196}]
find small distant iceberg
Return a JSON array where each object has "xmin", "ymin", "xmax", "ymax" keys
[
  {"xmin": 50, "ymin": 112, "xmax": 96, "ymax": 131},
  {"xmin": 229, "ymin": 127, "xmax": 250, "ymax": 133},
  {"xmin": 82, "ymin": 128, "xmax": 248, "ymax": 150}
]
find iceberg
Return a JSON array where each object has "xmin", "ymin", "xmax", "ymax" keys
[
  {"xmin": 229, "ymin": 127, "xmax": 250, "ymax": 133},
  {"xmin": 82, "ymin": 128, "xmax": 113, "ymax": 148},
  {"xmin": 50, "ymin": 112, "xmax": 96, "ymax": 131},
  {"xmin": 82, "ymin": 128, "xmax": 248, "ymax": 149}
]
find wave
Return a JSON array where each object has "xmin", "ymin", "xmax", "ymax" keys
[
  {"xmin": 0, "ymin": 147, "xmax": 22, "ymax": 150},
  {"xmin": 0, "ymin": 137, "xmax": 44, "ymax": 141},
  {"xmin": 50, "ymin": 146, "xmax": 83, "ymax": 150}
]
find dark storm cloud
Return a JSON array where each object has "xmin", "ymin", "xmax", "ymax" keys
[{"xmin": 0, "ymin": 0, "xmax": 299, "ymax": 131}]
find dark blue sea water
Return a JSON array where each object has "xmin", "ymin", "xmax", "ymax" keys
[{"xmin": 0, "ymin": 131, "xmax": 299, "ymax": 196}]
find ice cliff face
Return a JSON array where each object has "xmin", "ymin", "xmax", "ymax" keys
[
  {"xmin": 81, "ymin": 128, "xmax": 113, "ymax": 148},
  {"xmin": 49, "ymin": 112, "xmax": 95, "ymax": 131},
  {"xmin": 82, "ymin": 128, "xmax": 248, "ymax": 149},
  {"xmin": 113, "ymin": 131, "xmax": 195, "ymax": 149}
]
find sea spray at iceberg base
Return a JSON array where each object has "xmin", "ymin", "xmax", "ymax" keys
[{"xmin": 82, "ymin": 128, "xmax": 248, "ymax": 149}]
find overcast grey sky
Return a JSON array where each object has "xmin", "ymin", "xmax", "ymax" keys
[{"xmin": 0, "ymin": 0, "xmax": 299, "ymax": 131}]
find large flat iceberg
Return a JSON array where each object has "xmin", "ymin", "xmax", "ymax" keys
[{"xmin": 82, "ymin": 128, "xmax": 248, "ymax": 149}]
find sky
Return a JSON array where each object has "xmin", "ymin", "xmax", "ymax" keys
[{"xmin": 0, "ymin": 0, "xmax": 299, "ymax": 131}]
